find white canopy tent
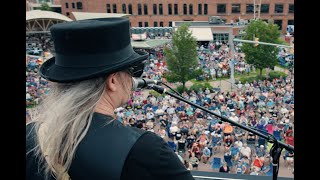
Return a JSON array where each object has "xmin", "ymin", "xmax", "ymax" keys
[
  {"xmin": 26, "ymin": 10, "xmax": 72, "ymax": 33},
  {"xmin": 188, "ymin": 28, "xmax": 213, "ymax": 41}
]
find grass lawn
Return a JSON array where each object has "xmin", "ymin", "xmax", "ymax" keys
[
  {"xmin": 234, "ymin": 69, "xmax": 266, "ymax": 79},
  {"xmin": 190, "ymin": 76, "xmax": 229, "ymax": 83}
]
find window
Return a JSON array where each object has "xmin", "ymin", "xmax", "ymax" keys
[
  {"xmin": 139, "ymin": 22, "xmax": 142, "ymax": 27},
  {"xmin": 168, "ymin": 4, "xmax": 172, "ymax": 15},
  {"xmin": 183, "ymin": 4, "xmax": 187, "ymax": 15},
  {"xmin": 106, "ymin": 4, "xmax": 111, "ymax": 13},
  {"xmin": 76, "ymin": 2, "xmax": 83, "ymax": 10},
  {"xmin": 288, "ymin": 20, "xmax": 294, "ymax": 25},
  {"xmin": 174, "ymin": 4, "xmax": 178, "ymax": 15},
  {"xmin": 217, "ymin": 4, "xmax": 226, "ymax": 13},
  {"xmin": 289, "ymin": 4, "xmax": 294, "ymax": 13},
  {"xmin": 275, "ymin": 4, "xmax": 283, "ymax": 13},
  {"xmin": 204, "ymin": 4, "xmax": 208, "ymax": 15},
  {"xmin": 144, "ymin": 4, "xmax": 148, "ymax": 15},
  {"xmin": 169, "ymin": 21, "xmax": 172, "ymax": 27},
  {"xmin": 213, "ymin": 33, "xmax": 229, "ymax": 43},
  {"xmin": 261, "ymin": 4, "xmax": 269, "ymax": 13},
  {"xmin": 154, "ymin": 22, "xmax": 158, "ymax": 27},
  {"xmin": 65, "ymin": 3, "xmax": 69, "ymax": 8},
  {"xmin": 112, "ymin": 4, "xmax": 117, "ymax": 13},
  {"xmin": 128, "ymin": 4, "xmax": 132, "ymax": 14},
  {"xmin": 153, "ymin": 4, "xmax": 157, "ymax": 15},
  {"xmin": 189, "ymin": 4, "xmax": 193, "ymax": 15},
  {"xmin": 159, "ymin": 4, "xmax": 163, "ymax": 15},
  {"xmin": 138, "ymin": 4, "xmax": 142, "ymax": 15},
  {"xmin": 198, "ymin": 4, "xmax": 202, "ymax": 15},
  {"xmin": 160, "ymin": 21, "xmax": 163, "ymax": 27},
  {"xmin": 122, "ymin": 4, "xmax": 126, "ymax": 13},
  {"xmin": 246, "ymin": 4, "xmax": 254, "ymax": 13},
  {"xmin": 66, "ymin": 12, "xmax": 70, "ymax": 17},
  {"xmin": 232, "ymin": 4, "xmax": 241, "ymax": 13},
  {"xmin": 274, "ymin": 20, "xmax": 282, "ymax": 30},
  {"xmin": 144, "ymin": 22, "xmax": 149, "ymax": 27},
  {"xmin": 72, "ymin": 3, "xmax": 75, "ymax": 9}
]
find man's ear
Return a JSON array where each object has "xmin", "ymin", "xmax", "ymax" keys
[{"xmin": 106, "ymin": 73, "xmax": 118, "ymax": 92}]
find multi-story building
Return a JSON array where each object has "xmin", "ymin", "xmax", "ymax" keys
[
  {"xmin": 59, "ymin": 0, "xmax": 293, "ymax": 34},
  {"xmin": 27, "ymin": 0, "xmax": 62, "ymax": 13}
]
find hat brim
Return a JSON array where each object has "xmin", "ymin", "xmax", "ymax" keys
[{"xmin": 40, "ymin": 50, "xmax": 148, "ymax": 82}]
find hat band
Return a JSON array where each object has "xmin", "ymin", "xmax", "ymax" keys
[{"xmin": 55, "ymin": 44, "xmax": 135, "ymax": 68}]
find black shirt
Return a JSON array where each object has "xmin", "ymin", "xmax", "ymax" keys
[
  {"xmin": 26, "ymin": 113, "xmax": 194, "ymax": 180},
  {"xmin": 219, "ymin": 166, "xmax": 230, "ymax": 173}
]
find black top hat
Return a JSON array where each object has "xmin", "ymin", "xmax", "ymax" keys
[{"xmin": 40, "ymin": 18, "xmax": 148, "ymax": 82}]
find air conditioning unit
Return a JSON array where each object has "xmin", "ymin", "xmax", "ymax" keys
[{"xmin": 208, "ymin": 16, "xmax": 224, "ymax": 24}]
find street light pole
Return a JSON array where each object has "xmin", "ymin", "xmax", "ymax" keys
[{"xmin": 228, "ymin": 27, "xmax": 235, "ymax": 90}]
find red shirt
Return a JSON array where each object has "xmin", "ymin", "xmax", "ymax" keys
[{"xmin": 286, "ymin": 136, "xmax": 294, "ymax": 146}]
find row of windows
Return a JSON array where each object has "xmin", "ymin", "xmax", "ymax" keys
[
  {"xmin": 138, "ymin": 21, "xmax": 173, "ymax": 27},
  {"xmin": 107, "ymin": 3, "xmax": 208, "ymax": 15},
  {"xmin": 220, "ymin": 4, "xmax": 293, "ymax": 14},
  {"xmin": 136, "ymin": 20, "xmax": 293, "ymax": 29},
  {"xmin": 65, "ymin": 2, "xmax": 82, "ymax": 10},
  {"xmin": 104, "ymin": 3, "xmax": 294, "ymax": 15}
]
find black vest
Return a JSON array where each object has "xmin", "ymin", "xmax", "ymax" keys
[
  {"xmin": 69, "ymin": 113, "xmax": 147, "ymax": 180},
  {"xmin": 26, "ymin": 113, "xmax": 147, "ymax": 180}
]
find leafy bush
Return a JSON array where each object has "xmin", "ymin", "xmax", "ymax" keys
[
  {"xmin": 268, "ymin": 71, "xmax": 288, "ymax": 80},
  {"xmin": 149, "ymin": 90, "xmax": 163, "ymax": 98},
  {"xmin": 189, "ymin": 82, "xmax": 204, "ymax": 92},
  {"xmin": 176, "ymin": 85, "xmax": 188, "ymax": 94},
  {"xmin": 239, "ymin": 76, "xmax": 267, "ymax": 84},
  {"xmin": 203, "ymin": 82, "xmax": 214, "ymax": 91}
]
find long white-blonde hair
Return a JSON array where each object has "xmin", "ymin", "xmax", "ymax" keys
[{"xmin": 27, "ymin": 76, "xmax": 107, "ymax": 180}]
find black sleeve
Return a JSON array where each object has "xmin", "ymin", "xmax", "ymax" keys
[
  {"xmin": 121, "ymin": 132, "xmax": 195, "ymax": 180},
  {"xmin": 26, "ymin": 123, "xmax": 55, "ymax": 180}
]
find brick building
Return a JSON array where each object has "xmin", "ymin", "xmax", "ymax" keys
[
  {"xmin": 60, "ymin": 0, "xmax": 293, "ymax": 34},
  {"xmin": 27, "ymin": 0, "xmax": 62, "ymax": 13}
]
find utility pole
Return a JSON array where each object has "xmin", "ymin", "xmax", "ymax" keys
[{"xmin": 228, "ymin": 27, "xmax": 235, "ymax": 89}]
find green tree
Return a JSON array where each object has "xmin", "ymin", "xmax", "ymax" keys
[
  {"xmin": 242, "ymin": 20, "xmax": 282, "ymax": 77},
  {"xmin": 164, "ymin": 23, "xmax": 198, "ymax": 90},
  {"xmin": 39, "ymin": 3, "xmax": 52, "ymax": 11}
]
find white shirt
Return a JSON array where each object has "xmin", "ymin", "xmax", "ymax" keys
[
  {"xmin": 230, "ymin": 115, "xmax": 239, "ymax": 123},
  {"xmin": 167, "ymin": 107, "xmax": 175, "ymax": 115},
  {"xmin": 155, "ymin": 108, "xmax": 164, "ymax": 115},
  {"xmin": 240, "ymin": 146, "xmax": 251, "ymax": 158},
  {"xmin": 146, "ymin": 112, "xmax": 154, "ymax": 119},
  {"xmin": 235, "ymin": 141, "xmax": 243, "ymax": 149}
]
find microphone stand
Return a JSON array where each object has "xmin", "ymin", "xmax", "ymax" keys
[{"xmin": 151, "ymin": 85, "xmax": 294, "ymax": 180}]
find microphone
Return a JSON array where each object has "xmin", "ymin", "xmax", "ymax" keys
[{"xmin": 132, "ymin": 78, "xmax": 162, "ymax": 90}]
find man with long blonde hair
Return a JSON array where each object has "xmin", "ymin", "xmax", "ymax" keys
[{"xmin": 26, "ymin": 18, "xmax": 194, "ymax": 180}]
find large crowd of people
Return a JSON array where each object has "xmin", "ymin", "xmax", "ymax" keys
[
  {"xmin": 117, "ymin": 66, "xmax": 294, "ymax": 175},
  {"xmin": 26, "ymin": 34, "xmax": 294, "ymax": 176}
]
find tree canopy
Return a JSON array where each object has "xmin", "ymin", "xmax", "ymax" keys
[
  {"xmin": 164, "ymin": 23, "xmax": 198, "ymax": 90},
  {"xmin": 241, "ymin": 20, "xmax": 282, "ymax": 76}
]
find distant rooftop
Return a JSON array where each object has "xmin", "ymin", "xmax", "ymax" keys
[{"xmin": 174, "ymin": 21, "xmax": 247, "ymax": 27}]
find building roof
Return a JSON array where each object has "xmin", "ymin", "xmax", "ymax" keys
[
  {"xmin": 26, "ymin": 10, "xmax": 72, "ymax": 22},
  {"xmin": 72, "ymin": 12, "xmax": 130, "ymax": 20},
  {"xmin": 131, "ymin": 39, "xmax": 171, "ymax": 49},
  {"xmin": 174, "ymin": 21, "xmax": 246, "ymax": 28}
]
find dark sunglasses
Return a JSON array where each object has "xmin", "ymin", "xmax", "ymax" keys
[{"xmin": 127, "ymin": 60, "xmax": 146, "ymax": 77}]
